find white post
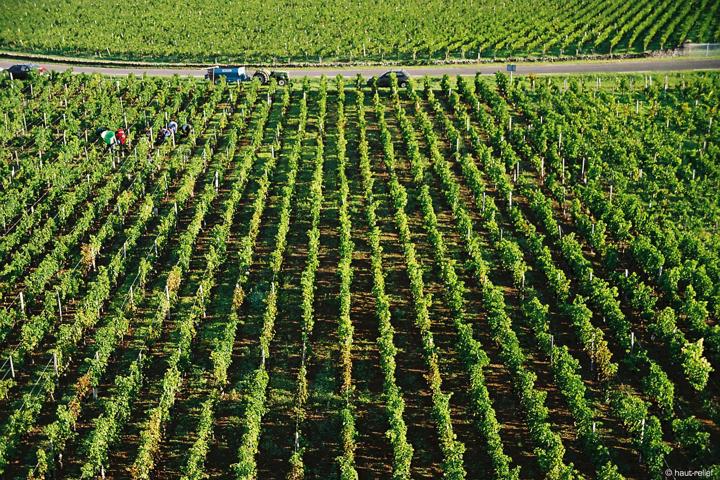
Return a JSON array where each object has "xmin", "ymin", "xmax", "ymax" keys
[
  {"xmin": 20, "ymin": 292, "xmax": 25, "ymax": 315},
  {"xmin": 9, "ymin": 356, "xmax": 14, "ymax": 379},
  {"xmin": 631, "ymin": 331, "xmax": 634, "ymax": 349},
  {"xmin": 641, "ymin": 417, "xmax": 645, "ymax": 440},
  {"xmin": 53, "ymin": 352, "xmax": 59, "ymax": 376},
  {"xmin": 166, "ymin": 284, "xmax": 170, "ymax": 301},
  {"xmin": 57, "ymin": 291, "xmax": 63, "ymax": 322}
]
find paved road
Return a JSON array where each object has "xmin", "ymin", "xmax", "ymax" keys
[{"xmin": 1, "ymin": 57, "xmax": 719, "ymax": 78}]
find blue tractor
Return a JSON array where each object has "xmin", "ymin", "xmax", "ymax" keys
[{"xmin": 205, "ymin": 66, "xmax": 288, "ymax": 85}]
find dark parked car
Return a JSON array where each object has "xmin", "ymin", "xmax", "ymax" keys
[
  {"xmin": 368, "ymin": 70, "xmax": 410, "ymax": 88},
  {"xmin": 5, "ymin": 64, "xmax": 47, "ymax": 80}
]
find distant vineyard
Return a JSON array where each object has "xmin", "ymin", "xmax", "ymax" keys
[
  {"xmin": 1, "ymin": 0, "xmax": 720, "ymax": 64},
  {"xmin": 0, "ymin": 69, "xmax": 718, "ymax": 480}
]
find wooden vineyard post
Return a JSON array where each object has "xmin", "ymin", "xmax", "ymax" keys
[{"xmin": 9, "ymin": 355, "xmax": 14, "ymax": 379}]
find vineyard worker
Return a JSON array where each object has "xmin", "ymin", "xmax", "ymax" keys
[
  {"xmin": 115, "ymin": 128, "xmax": 127, "ymax": 146},
  {"xmin": 180, "ymin": 123, "xmax": 193, "ymax": 137},
  {"xmin": 167, "ymin": 121, "xmax": 178, "ymax": 134},
  {"xmin": 100, "ymin": 129, "xmax": 117, "ymax": 150},
  {"xmin": 156, "ymin": 127, "xmax": 171, "ymax": 146}
]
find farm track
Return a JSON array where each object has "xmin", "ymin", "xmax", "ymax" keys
[{"xmin": 1, "ymin": 56, "xmax": 720, "ymax": 80}]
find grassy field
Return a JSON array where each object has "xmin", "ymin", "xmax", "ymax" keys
[
  {"xmin": 0, "ymin": 71, "xmax": 718, "ymax": 479},
  {"xmin": 1, "ymin": 0, "xmax": 720, "ymax": 64}
]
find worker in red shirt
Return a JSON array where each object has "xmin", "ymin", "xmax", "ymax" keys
[{"xmin": 115, "ymin": 128, "xmax": 127, "ymax": 146}]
